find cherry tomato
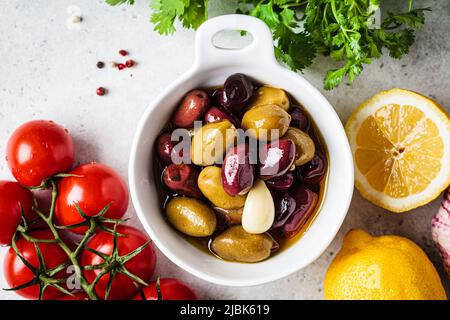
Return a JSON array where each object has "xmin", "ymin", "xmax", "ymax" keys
[
  {"xmin": 3, "ymin": 229, "xmax": 69, "ymax": 300},
  {"xmin": 55, "ymin": 163, "xmax": 129, "ymax": 234},
  {"xmin": 6, "ymin": 120, "xmax": 75, "ymax": 187},
  {"xmin": 0, "ymin": 181, "xmax": 34, "ymax": 246},
  {"xmin": 134, "ymin": 278, "xmax": 197, "ymax": 300},
  {"xmin": 81, "ymin": 225, "xmax": 156, "ymax": 300}
]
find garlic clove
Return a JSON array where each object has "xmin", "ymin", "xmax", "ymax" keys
[{"xmin": 242, "ymin": 180, "xmax": 275, "ymax": 234}]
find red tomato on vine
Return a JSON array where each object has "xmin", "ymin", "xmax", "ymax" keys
[{"xmin": 6, "ymin": 120, "xmax": 74, "ymax": 187}]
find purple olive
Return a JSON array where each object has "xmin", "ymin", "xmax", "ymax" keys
[
  {"xmin": 259, "ymin": 139, "xmax": 296, "ymax": 180},
  {"xmin": 272, "ymin": 193, "xmax": 296, "ymax": 229},
  {"xmin": 297, "ymin": 150, "xmax": 327, "ymax": 185},
  {"xmin": 162, "ymin": 164, "xmax": 201, "ymax": 198},
  {"xmin": 223, "ymin": 73, "xmax": 254, "ymax": 110},
  {"xmin": 222, "ymin": 144, "xmax": 255, "ymax": 196},
  {"xmin": 204, "ymin": 106, "xmax": 240, "ymax": 127},
  {"xmin": 265, "ymin": 172, "xmax": 294, "ymax": 192},
  {"xmin": 156, "ymin": 133, "xmax": 184, "ymax": 164},
  {"xmin": 290, "ymin": 107, "xmax": 310, "ymax": 132},
  {"xmin": 282, "ymin": 186, "xmax": 318, "ymax": 238},
  {"xmin": 172, "ymin": 89, "xmax": 210, "ymax": 128},
  {"xmin": 211, "ymin": 88, "xmax": 229, "ymax": 109}
]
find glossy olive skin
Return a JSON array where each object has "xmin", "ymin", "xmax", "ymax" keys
[
  {"xmin": 222, "ymin": 144, "xmax": 255, "ymax": 196},
  {"xmin": 198, "ymin": 166, "xmax": 246, "ymax": 209},
  {"xmin": 242, "ymin": 104, "xmax": 291, "ymax": 141},
  {"xmin": 210, "ymin": 226, "xmax": 274, "ymax": 263},
  {"xmin": 213, "ymin": 206, "xmax": 243, "ymax": 226},
  {"xmin": 283, "ymin": 127, "xmax": 315, "ymax": 166},
  {"xmin": 272, "ymin": 193, "xmax": 296, "ymax": 229},
  {"xmin": 165, "ymin": 197, "xmax": 217, "ymax": 237},
  {"xmin": 156, "ymin": 133, "xmax": 183, "ymax": 164},
  {"xmin": 282, "ymin": 186, "xmax": 318, "ymax": 238},
  {"xmin": 211, "ymin": 89, "xmax": 230, "ymax": 110},
  {"xmin": 258, "ymin": 139, "xmax": 296, "ymax": 180},
  {"xmin": 162, "ymin": 164, "xmax": 201, "ymax": 198},
  {"xmin": 204, "ymin": 106, "xmax": 240, "ymax": 127},
  {"xmin": 250, "ymin": 86, "xmax": 290, "ymax": 111},
  {"xmin": 265, "ymin": 172, "xmax": 294, "ymax": 192},
  {"xmin": 190, "ymin": 120, "xmax": 237, "ymax": 166},
  {"xmin": 296, "ymin": 150, "xmax": 327, "ymax": 185},
  {"xmin": 172, "ymin": 90, "xmax": 210, "ymax": 128},
  {"xmin": 290, "ymin": 107, "xmax": 310, "ymax": 132},
  {"xmin": 223, "ymin": 73, "xmax": 254, "ymax": 111}
]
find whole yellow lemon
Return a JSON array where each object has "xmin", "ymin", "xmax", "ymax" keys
[{"xmin": 324, "ymin": 229, "xmax": 447, "ymax": 300}]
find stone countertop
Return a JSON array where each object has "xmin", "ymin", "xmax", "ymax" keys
[{"xmin": 0, "ymin": 0, "xmax": 449, "ymax": 299}]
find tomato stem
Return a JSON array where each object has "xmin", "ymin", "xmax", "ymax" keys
[{"xmin": 31, "ymin": 180, "xmax": 99, "ymax": 300}]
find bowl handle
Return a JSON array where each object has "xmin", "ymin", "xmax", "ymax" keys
[{"xmin": 193, "ymin": 14, "xmax": 277, "ymax": 69}]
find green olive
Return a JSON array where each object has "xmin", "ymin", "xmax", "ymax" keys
[
  {"xmin": 250, "ymin": 86, "xmax": 290, "ymax": 111},
  {"xmin": 284, "ymin": 127, "xmax": 315, "ymax": 166},
  {"xmin": 210, "ymin": 226, "xmax": 274, "ymax": 263},
  {"xmin": 213, "ymin": 206, "xmax": 243, "ymax": 226},
  {"xmin": 165, "ymin": 197, "xmax": 217, "ymax": 237},
  {"xmin": 198, "ymin": 166, "xmax": 246, "ymax": 209},
  {"xmin": 242, "ymin": 104, "xmax": 291, "ymax": 141},
  {"xmin": 190, "ymin": 120, "xmax": 237, "ymax": 166}
]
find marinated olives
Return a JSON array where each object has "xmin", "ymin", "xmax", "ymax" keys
[
  {"xmin": 166, "ymin": 197, "xmax": 217, "ymax": 237},
  {"xmin": 198, "ymin": 166, "xmax": 246, "ymax": 209},
  {"xmin": 297, "ymin": 150, "xmax": 327, "ymax": 185},
  {"xmin": 190, "ymin": 120, "xmax": 237, "ymax": 166},
  {"xmin": 210, "ymin": 226, "xmax": 274, "ymax": 263},
  {"xmin": 173, "ymin": 89, "xmax": 210, "ymax": 128},
  {"xmin": 204, "ymin": 106, "xmax": 240, "ymax": 127},
  {"xmin": 283, "ymin": 127, "xmax": 315, "ymax": 166},
  {"xmin": 162, "ymin": 164, "xmax": 201, "ymax": 198},
  {"xmin": 156, "ymin": 133, "xmax": 179, "ymax": 164},
  {"xmin": 242, "ymin": 104, "xmax": 291, "ymax": 141},
  {"xmin": 223, "ymin": 73, "xmax": 254, "ymax": 111},
  {"xmin": 154, "ymin": 74, "xmax": 328, "ymax": 263},
  {"xmin": 290, "ymin": 107, "xmax": 310, "ymax": 132},
  {"xmin": 213, "ymin": 206, "xmax": 243, "ymax": 226},
  {"xmin": 222, "ymin": 144, "xmax": 255, "ymax": 196},
  {"xmin": 265, "ymin": 172, "xmax": 294, "ymax": 192},
  {"xmin": 258, "ymin": 139, "xmax": 296, "ymax": 180},
  {"xmin": 250, "ymin": 86, "xmax": 290, "ymax": 111},
  {"xmin": 282, "ymin": 185, "xmax": 319, "ymax": 238}
]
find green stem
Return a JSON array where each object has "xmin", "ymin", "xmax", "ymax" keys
[{"xmin": 32, "ymin": 181, "xmax": 99, "ymax": 300}]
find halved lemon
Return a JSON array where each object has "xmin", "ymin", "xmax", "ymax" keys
[{"xmin": 346, "ymin": 88, "xmax": 450, "ymax": 212}]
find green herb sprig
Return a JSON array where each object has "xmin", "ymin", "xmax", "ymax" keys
[{"xmin": 106, "ymin": 0, "xmax": 430, "ymax": 90}]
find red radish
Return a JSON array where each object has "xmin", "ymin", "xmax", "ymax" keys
[{"xmin": 432, "ymin": 188, "xmax": 450, "ymax": 277}]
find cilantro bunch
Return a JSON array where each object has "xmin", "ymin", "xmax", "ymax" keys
[{"xmin": 105, "ymin": 0, "xmax": 429, "ymax": 90}]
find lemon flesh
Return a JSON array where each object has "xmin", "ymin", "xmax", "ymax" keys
[{"xmin": 346, "ymin": 89, "xmax": 450, "ymax": 212}]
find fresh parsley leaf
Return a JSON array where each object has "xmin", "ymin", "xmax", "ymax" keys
[
  {"xmin": 105, "ymin": 0, "xmax": 135, "ymax": 5},
  {"xmin": 105, "ymin": 0, "xmax": 430, "ymax": 90},
  {"xmin": 149, "ymin": 0, "xmax": 208, "ymax": 35},
  {"xmin": 181, "ymin": 0, "xmax": 207, "ymax": 29},
  {"xmin": 324, "ymin": 66, "xmax": 348, "ymax": 91},
  {"xmin": 303, "ymin": 0, "xmax": 430, "ymax": 89},
  {"xmin": 382, "ymin": 8, "xmax": 431, "ymax": 30}
]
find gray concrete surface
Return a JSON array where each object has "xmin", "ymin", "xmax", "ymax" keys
[{"xmin": 0, "ymin": 0, "xmax": 448, "ymax": 299}]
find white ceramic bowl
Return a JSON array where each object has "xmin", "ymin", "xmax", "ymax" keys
[{"xmin": 129, "ymin": 14, "xmax": 354, "ymax": 286}]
